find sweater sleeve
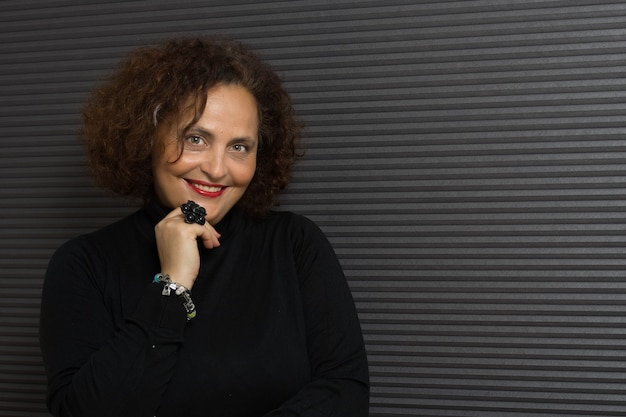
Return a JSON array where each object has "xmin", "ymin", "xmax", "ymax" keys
[
  {"xmin": 263, "ymin": 215, "xmax": 370, "ymax": 417},
  {"xmin": 39, "ymin": 236, "xmax": 188, "ymax": 417}
]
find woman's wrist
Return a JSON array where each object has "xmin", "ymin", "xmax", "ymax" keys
[
  {"xmin": 158, "ymin": 267, "xmax": 195, "ymax": 289},
  {"xmin": 153, "ymin": 273, "xmax": 197, "ymax": 320}
]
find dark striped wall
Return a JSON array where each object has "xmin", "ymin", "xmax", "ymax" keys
[{"xmin": 2, "ymin": 1, "xmax": 626, "ymax": 416}]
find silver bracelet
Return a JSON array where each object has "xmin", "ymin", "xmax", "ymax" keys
[{"xmin": 153, "ymin": 273, "xmax": 197, "ymax": 320}]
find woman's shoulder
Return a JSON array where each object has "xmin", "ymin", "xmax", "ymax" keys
[
  {"xmin": 250, "ymin": 211, "xmax": 332, "ymax": 256},
  {"xmin": 50, "ymin": 209, "xmax": 148, "ymax": 263},
  {"xmin": 258, "ymin": 210, "xmax": 325, "ymax": 236}
]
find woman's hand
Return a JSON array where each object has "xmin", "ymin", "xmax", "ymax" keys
[{"xmin": 154, "ymin": 207, "xmax": 221, "ymax": 289}]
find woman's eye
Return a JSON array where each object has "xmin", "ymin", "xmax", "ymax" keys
[
  {"xmin": 186, "ymin": 135, "xmax": 205, "ymax": 145},
  {"xmin": 231, "ymin": 144, "xmax": 247, "ymax": 152}
]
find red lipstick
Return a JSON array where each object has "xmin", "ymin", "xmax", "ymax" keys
[{"xmin": 185, "ymin": 179, "xmax": 227, "ymax": 198}]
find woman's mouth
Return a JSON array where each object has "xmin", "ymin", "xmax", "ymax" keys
[{"xmin": 186, "ymin": 180, "xmax": 227, "ymax": 197}]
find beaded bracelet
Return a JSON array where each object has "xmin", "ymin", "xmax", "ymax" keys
[{"xmin": 153, "ymin": 273, "xmax": 197, "ymax": 320}]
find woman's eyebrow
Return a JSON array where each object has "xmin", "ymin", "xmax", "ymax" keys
[{"xmin": 185, "ymin": 126, "xmax": 214, "ymax": 138}]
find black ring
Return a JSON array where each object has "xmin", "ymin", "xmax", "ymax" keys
[{"xmin": 180, "ymin": 200, "xmax": 206, "ymax": 225}]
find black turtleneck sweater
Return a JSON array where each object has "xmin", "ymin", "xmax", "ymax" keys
[{"xmin": 39, "ymin": 203, "xmax": 369, "ymax": 417}]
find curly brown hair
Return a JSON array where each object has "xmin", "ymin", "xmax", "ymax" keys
[{"xmin": 82, "ymin": 36, "xmax": 302, "ymax": 217}]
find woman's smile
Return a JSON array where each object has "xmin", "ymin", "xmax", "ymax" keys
[{"xmin": 185, "ymin": 179, "xmax": 227, "ymax": 197}]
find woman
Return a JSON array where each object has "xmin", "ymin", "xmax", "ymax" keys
[{"xmin": 39, "ymin": 37, "xmax": 369, "ymax": 417}]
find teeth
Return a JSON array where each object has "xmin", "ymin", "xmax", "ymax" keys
[{"xmin": 193, "ymin": 183, "xmax": 223, "ymax": 192}]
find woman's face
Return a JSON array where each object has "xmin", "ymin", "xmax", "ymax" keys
[{"xmin": 152, "ymin": 83, "xmax": 259, "ymax": 225}]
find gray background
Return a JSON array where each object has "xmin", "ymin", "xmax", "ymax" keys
[{"xmin": 2, "ymin": 1, "xmax": 626, "ymax": 416}]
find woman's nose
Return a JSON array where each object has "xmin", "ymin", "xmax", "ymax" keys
[{"xmin": 201, "ymin": 150, "xmax": 227, "ymax": 179}]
